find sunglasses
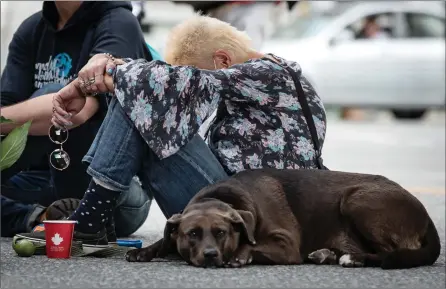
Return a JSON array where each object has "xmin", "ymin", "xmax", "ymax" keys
[{"xmin": 49, "ymin": 125, "xmax": 70, "ymax": 171}]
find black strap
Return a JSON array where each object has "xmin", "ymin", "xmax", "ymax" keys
[{"xmin": 284, "ymin": 66, "xmax": 326, "ymax": 170}]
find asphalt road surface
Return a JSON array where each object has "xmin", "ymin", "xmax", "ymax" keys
[{"xmin": 1, "ymin": 111, "xmax": 445, "ymax": 288}]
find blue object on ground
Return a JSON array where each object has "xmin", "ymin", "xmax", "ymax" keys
[{"xmin": 117, "ymin": 239, "xmax": 143, "ymax": 249}]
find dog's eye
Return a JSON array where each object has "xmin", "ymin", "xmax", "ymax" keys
[
  {"xmin": 188, "ymin": 230, "xmax": 199, "ymax": 238},
  {"xmin": 215, "ymin": 230, "xmax": 226, "ymax": 238}
]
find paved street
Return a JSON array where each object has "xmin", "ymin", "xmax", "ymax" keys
[{"xmin": 1, "ymin": 111, "xmax": 445, "ymax": 288}]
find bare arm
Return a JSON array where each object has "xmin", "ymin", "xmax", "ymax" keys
[{"xmin": 0, "ymin": 93, "xmax": 99, "ymax": 135}]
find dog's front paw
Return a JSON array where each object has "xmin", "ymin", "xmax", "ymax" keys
[
  {"xmin": 225, "ymin": 244, "xmax": 252, "ymax": 268},
  {"xmin": 125, "ymin": 247, "xmax": 156, "ymax": 262},
  {"xmin": 226, "ymin": 255, "xmax": 253, "ymax": 268},
  {"xmin": 308, "ymin": 248, "xmax": 337, "ymax": 265}
]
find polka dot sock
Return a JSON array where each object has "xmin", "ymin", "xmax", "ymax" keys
[{"xmin": 69, "ymin": 180, "xmax": 121, "ymax": 234}]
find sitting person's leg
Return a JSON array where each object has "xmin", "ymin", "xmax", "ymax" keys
[
  {"xmin": 1, "ymin": 195, "xmax": 46, "ymax": 237},
  {"xmin": 81, "ymin": 98, "xmax": 152, "ymax": 238},
  {"xmin": 17, "ymin": 98, "xmax": 225, "ymax": 245},
  {"xmin": 2, "ymin": 171, "xmax": 55, "ymax": 206},
  {"xmin": 1, "ymin": 195, "xmax": 80, "ymax": 237},
  {"xmin": 1, "ymin": 84, "xmax": 64, "ymax": 205},
  {"xmin": 85, "ymin": 98, "xmax": 227, "ymax": 220}
]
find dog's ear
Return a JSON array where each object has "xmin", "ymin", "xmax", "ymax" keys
[
  {"xmin": 158, "ymin": 213, "xmax": 182, "ymax": 257},
  {"xmin": 229, "ymin": 209, "xmax": 256, "ymax": 245}
]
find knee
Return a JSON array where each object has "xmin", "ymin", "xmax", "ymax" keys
[
  {"xmin": 120, "ymin": 178, "xmax": 151, "ymax": 206},
  {"xmin": 107, "ymin": 97, "xmax": 136, "ymax": 127},
  {"xmin": 114, "ymin": 178, "xmax": 152, "ymax": 237},
  {"xmin": 114, "ymin": 199, "xmax": 150, "ymax": 237},
  {"xmin": 31, "ymin": 83, "xmax": 64, "ymax": 98}
]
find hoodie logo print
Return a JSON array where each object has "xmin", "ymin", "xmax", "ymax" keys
[
  {"xmin": 34, "ymin": 53, "xmax": 74, "ymax": 89},
  {"xmin": 53, "ymin": 53, "xmax": 73, "ymax": 78}
]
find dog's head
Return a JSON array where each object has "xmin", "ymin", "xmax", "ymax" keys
[{"xmin": 159, "ymin": 200, "xmax": 256, "ymax": 268}]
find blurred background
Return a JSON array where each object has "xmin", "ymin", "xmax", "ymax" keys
[
  {"xmin": 1, "ymin": 1, "xmax": 444, "ymax": 191},
  {"xmin": 1, "ymin": 0, "xmax": 445, "ymax": 121}
]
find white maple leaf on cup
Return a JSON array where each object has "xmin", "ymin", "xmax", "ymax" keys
[{"xmin": 51, "ymin": 233, "xmax": 64, "ymax": 246}]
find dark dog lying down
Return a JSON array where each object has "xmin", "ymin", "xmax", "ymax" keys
[{"xmin": 126, "ymin": 169, "xmax": 440, "ymax": 269}]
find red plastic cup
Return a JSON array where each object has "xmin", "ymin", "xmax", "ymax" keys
[{"xmin": 43, "ymin": 220, "xmax": 77, "ymax": 259}]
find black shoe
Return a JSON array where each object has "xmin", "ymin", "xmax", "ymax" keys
[
  {"xmin": 26, "ymin": 198, "xmax": 81, "ymax": 232},
  {"xmin": 44, "ymin": 198, "xmax": 81, "ymax": 220},
  {"xmin": 15, "ymin": 228, "xmax": 110, "ymax": 255}
]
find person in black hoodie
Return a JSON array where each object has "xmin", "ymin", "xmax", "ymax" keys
[{"xmin": 0, "ymin": 1, "xmax": 153, "ymax": 239}]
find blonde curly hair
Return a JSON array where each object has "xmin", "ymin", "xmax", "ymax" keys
[{"xmin": 164, "ymin": 14, "xmax": 254, "ymax": 68}]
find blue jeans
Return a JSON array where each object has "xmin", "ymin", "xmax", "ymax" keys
[
  {"xmin": 0, "ymin": 195, "xmax": 46, "ymax": 237},
  {"xmin": 83, "ymin": 98, "xmax": 228, "ymax": 219},
  {"xmin": 1, "ymin": 84, "xmax": 152, "ymax": 237}
]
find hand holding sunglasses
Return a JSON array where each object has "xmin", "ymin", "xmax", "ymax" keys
[
  {"xmin": 49, "ymin": 79, "xmax": 81, "ymax": 171},
  {"xmin": 50, "ymin": 53, "xmax": 121, "ymax": 170},
  {"xmin": 49, "ymin": 125, "xmax": 70, "ymax": 171}
]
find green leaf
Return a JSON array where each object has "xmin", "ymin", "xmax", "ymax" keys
[
  {"xmin": 0, "ymin": 121, "xmax": 31, "ymax": 171},
  {"xmin": 0, "ymin": 116, "xmax": 13, "ymax": 124}
]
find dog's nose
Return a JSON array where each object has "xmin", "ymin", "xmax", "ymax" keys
[{"xmin": 203, "ymin": 248, "xmax": 218, "ymax": 259}]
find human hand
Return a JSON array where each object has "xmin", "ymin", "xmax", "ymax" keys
[
  {"xmin": 78, "ymin": 53, "xmax": 123, "ymax": 94},
  {"xmin": 51, "ymin": 79, "xmax": 86, "ymax": 128}
]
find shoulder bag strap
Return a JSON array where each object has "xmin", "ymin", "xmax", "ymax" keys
[{"xmin": 284, "ymin": 66, "xmax": 326, "ymax": 170}]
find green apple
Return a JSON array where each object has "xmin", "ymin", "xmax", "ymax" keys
[{"xmin": 12, "ymin": 237, "xmax": 36, "ymax": 257}]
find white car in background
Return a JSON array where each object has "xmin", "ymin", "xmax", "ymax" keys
[{"xmin": 263, "ymin": 1, "xmax": 445, "ymax": 119}]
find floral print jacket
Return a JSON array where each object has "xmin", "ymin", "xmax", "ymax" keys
[{"xmin": 113, "ymin": 54, "xmax": 326, "ymax": 175}]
